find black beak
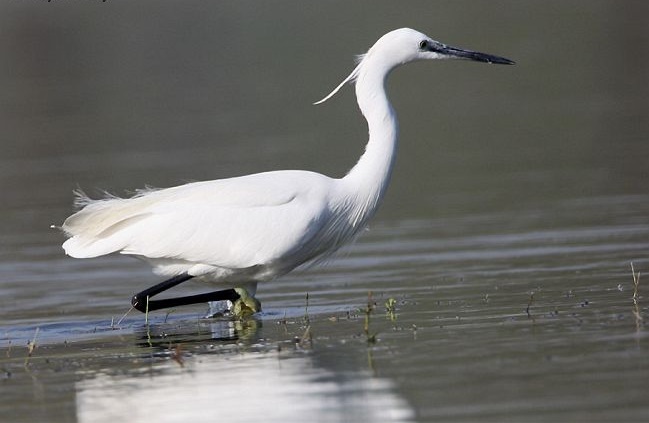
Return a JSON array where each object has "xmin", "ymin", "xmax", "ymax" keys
[{"xmin": 435, "ymin": 44, "xmax": 515, "ymax": 65}]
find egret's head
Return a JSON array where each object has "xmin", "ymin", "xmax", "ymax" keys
[
  {"xmin": 315, "ymin": 28, "xmax": 514, "ymax": 105},
  {"xmin": 369, "ymin": 28, "xmax": 515, "ymax": 67}
]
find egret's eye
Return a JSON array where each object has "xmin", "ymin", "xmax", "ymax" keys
[{"xmin": 419, "ymin": 40, "xmax": 429, "ymax": 50}]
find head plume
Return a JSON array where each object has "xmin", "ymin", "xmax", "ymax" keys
[{"xmin": 313, "ymin": 55, "xmax": 365, "ymax": 105}]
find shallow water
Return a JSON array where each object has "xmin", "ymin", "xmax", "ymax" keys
[{"xmin": 1, "ymin": 1, "xmax": 648, "ymax": 422}]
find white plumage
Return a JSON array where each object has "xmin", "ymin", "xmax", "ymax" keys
[
  {"xmin": 59, "ymin": 28, "xmax": 513, "ymax": 312},
  {"xmin": 63, "ymin": 171, "xmax": 365, "ymax": 281}
]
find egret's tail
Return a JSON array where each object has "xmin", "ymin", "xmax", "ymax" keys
[{"xmin": 61, "ymin": 190, "xmax": 152, "ymax": 258}]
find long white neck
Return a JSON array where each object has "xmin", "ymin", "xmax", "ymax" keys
[{"xmin": 340, "ymin": 55, "xmax": 399, "ymax": 225}]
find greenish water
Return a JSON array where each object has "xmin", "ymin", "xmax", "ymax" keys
[{"xmin": 1, "ymin": 1, "xmax": 648, "ymax": 422}]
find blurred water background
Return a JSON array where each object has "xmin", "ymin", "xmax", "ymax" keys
[{"xmin": 1, "ymin": 1, "xmax": 648, "ymax": 422}]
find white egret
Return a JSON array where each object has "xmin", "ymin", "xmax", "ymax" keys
[{"xmin": 57, "ymin": 28, "xmax": 514, "ymax": 316}]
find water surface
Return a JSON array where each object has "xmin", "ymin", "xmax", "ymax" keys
[{"xmin": 1, "ymin": 1, "xmax": 648, "ymax": 422}]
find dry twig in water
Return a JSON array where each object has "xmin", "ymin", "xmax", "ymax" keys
[
  {"xmin": 24, "ymin": 328, "xmax": 39, "ymax": 366},
  {"xmin": 631, "ymin": 262, "xmax": 643, "ymax": 331},
  {"xmin": 363, "ymin": 292, "xmax": 377, "ymax": 344}
]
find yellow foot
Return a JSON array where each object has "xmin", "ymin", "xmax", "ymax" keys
[{"xmin": 232, "ymin": 287, "xmax": 262, "ymax": 317}]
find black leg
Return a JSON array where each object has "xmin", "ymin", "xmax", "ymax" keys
[{"xmin": 130, "ymin": 272, "xmax": 241, "ymax": 313}]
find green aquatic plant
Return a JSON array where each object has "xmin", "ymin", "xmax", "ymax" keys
[{"xmin": 385, "ymin": 297, "xmax": 397, "ymax": 321}]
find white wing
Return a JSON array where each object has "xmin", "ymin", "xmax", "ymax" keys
[{"xmin": 62, "ymin": 170, "xmax": 337, "ymax": 271}]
